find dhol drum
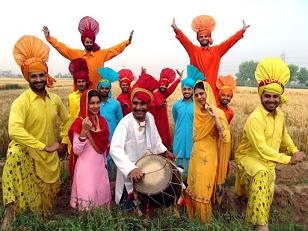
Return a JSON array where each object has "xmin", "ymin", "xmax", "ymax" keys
[{"xmin": 134, "ymin": 154, "xmax": 182, "ymax": 208}]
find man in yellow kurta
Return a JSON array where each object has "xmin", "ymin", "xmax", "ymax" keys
[
  {"xmin": 235, "ymin": 58, "xmax": 306, "ymax": 231},
  {"xmin": 42, "ymin": 16, "xmax": 133, "ymax": 89},
  {"xmin": 68, "ymin": 58, "xmax": 90, "ymax": 121},
  {"xmin": 1, "ymin": 35, "xmax": 70, "ymax": 230}
]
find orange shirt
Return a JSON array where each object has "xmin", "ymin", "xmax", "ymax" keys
[
  {"xmin": 175, "ymin": 29, "xmax": 245, "ymax": 104},
  {"xmin": 218, "ymin": 105, "xmax": 234, "ymax": 124},
  {"xmin": 47, "ymin": 36, "xmax": 130, "ymax": 89}
]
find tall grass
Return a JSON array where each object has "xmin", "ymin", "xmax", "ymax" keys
[{"xmin": 1, "ymin": 83, "xmax": 308, "ymax": 158}]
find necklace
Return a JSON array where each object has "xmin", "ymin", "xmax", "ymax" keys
[{"xmin": 137, "ymin": 120, "xmax": 146, "ymax": 132}]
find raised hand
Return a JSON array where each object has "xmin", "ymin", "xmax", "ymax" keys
[
  {"xmin": 242, "ymin": 20, "xmax": 250, "ymax": 31},
  {"xmin": 176, "ymin": 69, "xmax": 184, "ymax": 80},
  {"xmin": 171, "ymin": 18, "xmax": 178, "ymax": 31},
  {"xmin": 42, "ymin": 26, "xmax": 50, "ymax": 37},
  {"xmin": 82, "ymin": 117, "xmax": 92, "ymax": 133},
  {"xmin": 129, "ymin": 30, "xmax": 134, "ymax": 43}
]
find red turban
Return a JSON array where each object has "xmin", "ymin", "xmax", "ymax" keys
[
  {"xmin": 78, "ymin": 16, "xmax": 100, "ymax": 51},
  {"xmin": 69, "ymin": 58, "xmax": 90, "ymax": 82},
  {"xmin": 118, "ymin": 69, "xmax": 134, "ymax": 86},
  {"xmin": 131, "ymin": 69, "xmax": 160, "ymax": 104},
  {"xmin": 159, "ymin": 68, "xmax": 176, "ymax": 86}
]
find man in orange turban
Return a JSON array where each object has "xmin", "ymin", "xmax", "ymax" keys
[
  {"xmin": 1, "ymin": 35, "xmax": 70, "ymax": 230},
  {"xmin": 216, "ymin": 75, "xmax": 236, "ymax": 123},
  {"xmin": 42, "ymin": 16, "xmax": 133, "ymax": 89},
  {"xmin": 171, "ymin": 15, "xmax": 249, "ymax": 104}
]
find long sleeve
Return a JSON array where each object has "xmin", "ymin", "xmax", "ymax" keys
[
  {"xmin": 172, "ymin": 103, "xmax": 178, "ymax": 124},
  {"xmin": 46, "ymin": 36, "xmax": 81, "ymax": 60},
  {"xmin": 245, "ymin": 118, "xmax": 291, "ymax": 164},
  {"xmin": 8, "ymin": 99, "xmax": 46, "ymax": 150},
  {"xmin": 280, "ymin": 122, "xmax": 298, "ymax": 155},
  {"xmin": 110, "ymin": 124, "xmax": 137, "ymax": 178},
  {"xmin": 165, "ymin": 79, "xmax": 181, "ymax": 98},
  {"xmin": 58, "ymin": 97, "xmax": 70, "ymax": 145},
  {"xmin": 105, "ymin": 40, "xmax": 130, "ymax": 61},
  {"xmin": 115, "ymin": 102, "xmax": 123, "ymax": 124},
  {"xmin": 149, "ymin": 115, "xmax": 167, "ymax": 154},
  {"xmin": 175, "ymin": 29, "xmax": 195, "ymax": 56},
  {"xmin": 217, "ymin": 29, "xmax": 245, "ymax": 57},
  {"xmin": 72, "ymin": 133, "xmax": 87, "ymax": 155}
]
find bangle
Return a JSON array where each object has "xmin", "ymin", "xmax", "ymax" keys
[{"xmin": 79, "ymin": 136, "xmax": 87, "ymax": 142}]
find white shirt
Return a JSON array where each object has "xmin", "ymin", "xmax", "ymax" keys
[{"xmin": 110, "ymin": 112, "xmax": 167, "ymax": 203}]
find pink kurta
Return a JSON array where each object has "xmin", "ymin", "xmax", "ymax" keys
[{"xmin": 70, "ymin": 133, "xmax": 111, "ymax": 210}]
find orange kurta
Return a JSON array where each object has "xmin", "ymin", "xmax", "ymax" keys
[
  {"xmin": 47, "ymin": 36, "xmax": 130, "ymax": 89},
  {"xmin": 175, "ymin": 29, "xmax": 245, "ymax": 104},
  {"xmin": 218, "ymin": 105, "xmax": 234, "ymax": 124}
]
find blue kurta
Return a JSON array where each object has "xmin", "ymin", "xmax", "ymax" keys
[
  {"xmin": 100, "ymin": 98, "xmax": 123, "ymax": 141},
  {"xmin": 172, "ymin": 98, "xmax": 194, "ymax": 176}
]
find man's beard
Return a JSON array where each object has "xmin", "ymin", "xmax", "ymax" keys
[
  {"xmin": 183, "ymin": 94, "xmax": 192, "ymax": 100},
  {"xmin": 30, "ymin": 81, "xmax": 46, "ymax": 92},
  {"xmin": 85, "ymin": 45, "xmax": 93, "ymax": 51}
]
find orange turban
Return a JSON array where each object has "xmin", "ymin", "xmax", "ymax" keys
[
  {"xmin": 216, "ymin": 75, "xmax": 236, "ymax": 98},
  {"xmin": 13, "ymin": 35, "xmax": 56, "ymax": 87},
  {"xmin": 192, "ymin": 15, "xmax": 216, "ymax": 45}
]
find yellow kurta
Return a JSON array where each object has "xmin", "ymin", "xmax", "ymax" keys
[
  {"xmin": 2, "ymin": 88, "xmax": 70, "ymax": 213},
  {"xmin": 47, "ymin": 36, "xmax": 130, "ymax": 89},
  {"xmin": 8, "ymin": 88, "xmax": 70, "ymax": 183},
  {"xmin": 68, "ymin": 90, "xmax": 82, "ymax": 121},
  {"xmin": 187, "ymin": 82, "xmax": 231, "ymax": 223},
  {"xmin": 235, "ymin": 105, "xmax": 298, "ymax": 225}
]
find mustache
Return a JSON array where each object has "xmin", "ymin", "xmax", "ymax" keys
[{"xmin": 133, "ymin": 109, "xmax": 146, "ymax": 113}]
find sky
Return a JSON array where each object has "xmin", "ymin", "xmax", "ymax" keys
[{"xmin": 1, "ymin": 0, "xmax": 308, "ymax": 78}]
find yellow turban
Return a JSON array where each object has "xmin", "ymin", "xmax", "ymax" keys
[{"xmin": 255, "ymin": 57, "xmax": 290, "ymax": 104}]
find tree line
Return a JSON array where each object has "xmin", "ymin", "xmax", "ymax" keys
[{"xmin": 236, "ymin": 61, "xmax": 308, "ymax": 88}]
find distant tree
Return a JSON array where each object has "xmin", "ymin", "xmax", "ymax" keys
[
  {"xmin": 296, "ymin": 67, "xmax": 308, "ymax": 85},
  {"xmin": 235, "ymin": 60, "xmax": 258, "ymax": 86},
  {"xmin": 288, "ymin": 64, "xmax": 299, "ymax": 83}
]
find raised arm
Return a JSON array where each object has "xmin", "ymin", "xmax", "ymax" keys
[
  {"xmin": 105, "ymin": 30, "xmax": 133, "ymax": 61},
  {"xmin": 217, "ymin": 20, "xmax": 250, "ymax": 57},
  {"xmin": 171, "ymin": 18, "xmax": 195, "ymax": 55},
  {"xmin": 42, "ymin": 26, "xmax": 80, "ymax": 60}
]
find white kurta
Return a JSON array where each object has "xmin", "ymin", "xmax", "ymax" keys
[{"xmin": 110, "ymin": 112, "xmax": 167, "ymax": 204}]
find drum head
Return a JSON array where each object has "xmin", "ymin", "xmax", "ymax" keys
[{"xmin": 134, "ymin": 154, "xmax": 172, "ymax": 195}]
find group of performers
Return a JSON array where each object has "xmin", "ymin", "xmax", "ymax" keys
[{"xmin": 1, "ymin": 15, "xmax": 306, "ymax": 231}]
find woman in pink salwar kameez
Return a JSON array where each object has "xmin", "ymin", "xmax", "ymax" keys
[{"xmin": 69, "ymin": 89, "xmax": 111, "ymax": 210}]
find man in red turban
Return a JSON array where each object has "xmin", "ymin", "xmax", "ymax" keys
[
  {"xmin": 110, "ymin": 68, "xmax": 175, "ymax": 212},
  {"xmin": 117, "ymin": 69, "xmax": 135, "ymax": 116},
  {"xmin": 171, "ymin": 15, "xmax": 249, "ymax": 104},
  {"xmin": 68, "ymin": 58, "xmax": 90, "ymax": 121},
  {"xmin": 42, "ymin": 16, "xmax": 133, "ymax": 89},
  {"xmin": 150, "ymin": 68, "xmax": 182, "ymax": 149}
]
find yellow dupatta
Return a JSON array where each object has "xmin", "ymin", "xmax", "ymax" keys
[{"xmin": 193, "ymin": 81, "xmax": 231, "ymax": 199}]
